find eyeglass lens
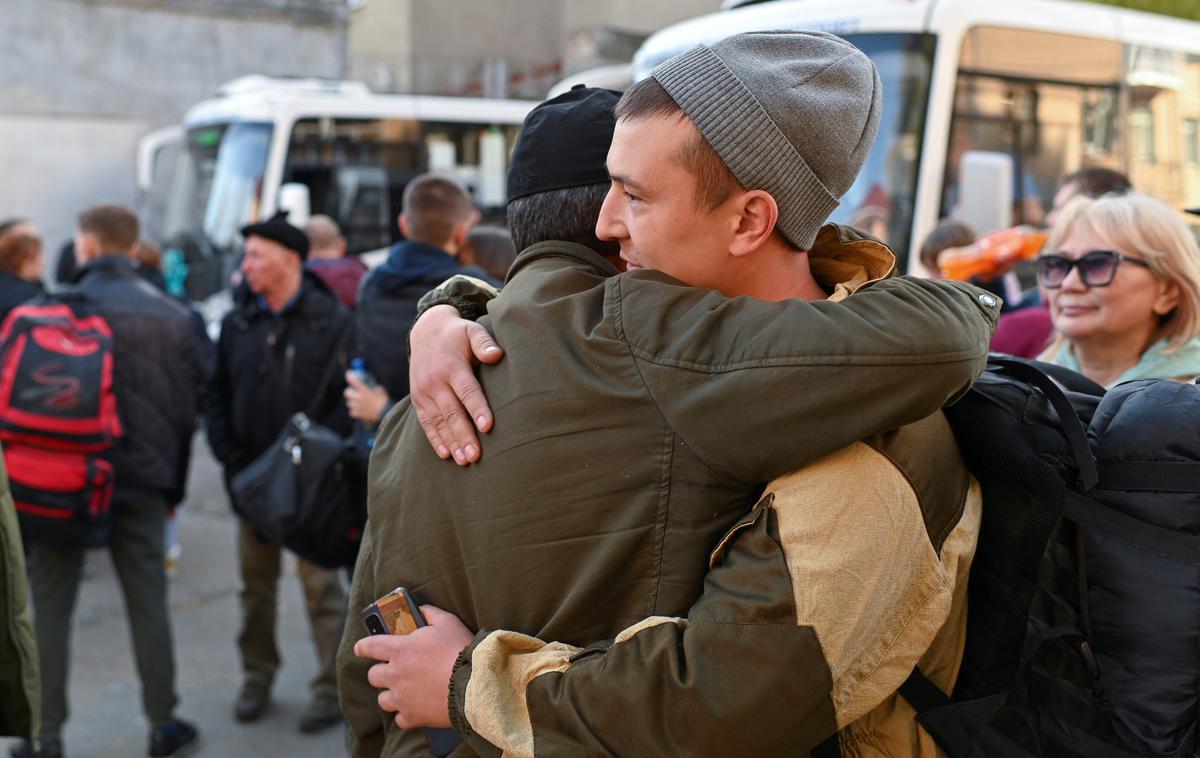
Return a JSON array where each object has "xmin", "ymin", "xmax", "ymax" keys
[{"xmin": 1037, "ymin": 251, "xmax": 1119, "ymax": 287}]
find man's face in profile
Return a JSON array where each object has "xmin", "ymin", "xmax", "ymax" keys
[{"xmin": 597, "ymin": 115, "xmax": 742, "ymax": 294}]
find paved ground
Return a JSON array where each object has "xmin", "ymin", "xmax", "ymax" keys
[{"xmin": 2, "ymin": 436, "xmax": 349, "ymax": 758}]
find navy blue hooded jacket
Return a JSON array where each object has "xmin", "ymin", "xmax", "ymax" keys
[{"xmin": 355, "ymin": 240, "xmax": 497, "ymax": 401}]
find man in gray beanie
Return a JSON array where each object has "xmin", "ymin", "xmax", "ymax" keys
[{"xmin": 343, "ymin": 33, "xmax": 994, "ymax": 758}]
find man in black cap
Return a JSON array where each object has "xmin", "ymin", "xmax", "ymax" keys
[{"xmin": 206, "ymin": 210, "xmax": 353, "ymax": 734}]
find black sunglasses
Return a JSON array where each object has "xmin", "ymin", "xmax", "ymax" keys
[{"xmin": 1036, "ymin": 250, "xmax": 1151, "ymax": 289}]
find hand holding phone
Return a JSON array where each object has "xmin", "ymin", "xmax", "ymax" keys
[
  {"xmin": 361, "ymin": 587, "xmax": 462, "ymax": 756},
  {"xmin": 362, "ymin": 586, "xmax": 425, "ymax": 636}
]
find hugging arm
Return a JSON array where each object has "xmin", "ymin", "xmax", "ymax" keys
[{"xmin": 410, "ymin": 276, "xmax": 507, "ymax": 464}]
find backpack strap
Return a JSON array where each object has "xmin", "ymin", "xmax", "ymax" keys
[
  {"xmin": 1098, "ymin": 461, "xmax": 1200, "ymax": 493},
  {"xmin": 1063, "ymin": 490, "xmax": 1200, "ymax": 566},
  {"xmin": 810, "ymin": 734, "xmax": 841, "ymax": 758},
  {"xmin": 986, "ymin": 355, "xmax": 1100, "ymax": 490},
  {"xmin": 898, "ymin": 666, "xmax": 951, "ymax": 715}
]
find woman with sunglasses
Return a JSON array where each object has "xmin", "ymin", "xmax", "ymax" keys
[{"xmin": 1038, "ymin": 192, "xmax": 1200, "ymax": 387}]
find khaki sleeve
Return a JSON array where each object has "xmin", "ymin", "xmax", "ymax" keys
[
  {"xmin": 447, "ymin": 441, "xmax": 980, "ymax": 757},
  {"xmin": 616, "ymin": 273, "xmax": 999, "ymax": 483},
  {"xmin": 415, "ymin": 274, "xmax": 501, "ymax": 322}
]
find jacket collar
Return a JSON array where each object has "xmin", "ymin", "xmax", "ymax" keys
[
  {"xmin": 807, "ymin": 224, "xmax": 897, "ymax": 303},
  {"xmin": 506, "ymin": 227, "xmax": 895, "ymax": 300},
  {"xmin": 237, "ymin": 270, "xmax": 338, "ymax": 323},
  {"xmin": 507, "ymin": 240, "xmax": 619, "ymax": 283},
  {"xmin": 72, "ymin": 254, "xmax": 139, "ymax": 282}
]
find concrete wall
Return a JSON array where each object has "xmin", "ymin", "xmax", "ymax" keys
[
  {"xmin": 347, "ymin": 0, "xmax": 413, "ymax": 93},
  {"xmin": 0, "ymin": 0, "xmax": 346, "ymax": 259},
  {"xmin": 563, "ymin": 0, "xmax": 720, "ymax": 36},
  {"xmin": 347, "ymin": 0, "xmax": 720, "ymax": 99}
]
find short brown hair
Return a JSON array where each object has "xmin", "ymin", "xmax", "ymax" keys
[
  {"xmin": 0, "ymin": 232, "xmax": 41, "ymax": 276},
  {"xmin": 920, "ymin": 219, "xmax": 976, "ymax": 275},
  {"xmin": 615, "ymin": 78, "xmax": 742, "ymax": 210},
  {"xmin": 78, "ymin": 204, "xmax": 139, "ymax": 255},
  {"xmin": 1060, "ymin": 167, "xmax": 1132, "ymax": 199},
  {"xmin": 401, "ymin": 174, "xmax": 473, "ymax": 246}
]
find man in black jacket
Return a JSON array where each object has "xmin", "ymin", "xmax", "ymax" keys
[
  {"xmin": 18, "ymin": 204, "xmax": 202, "ymax": 758},
  {"xmin": 344, "ymin": 175, "xmax": 496, "ymax": 430},
  {"xmin": 206, "ymin": 211, "xmax": 352, "ymax": 734}
]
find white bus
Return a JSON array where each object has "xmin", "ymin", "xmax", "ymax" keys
[
  {"xmin": 636, "ymin": 0, "xmax": 1200, "ymax": 272},
  {"xmin": 137, "ymin": 76, "xmax": 537, "ymax": 298}
]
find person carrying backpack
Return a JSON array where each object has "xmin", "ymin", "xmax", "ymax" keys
[{"xmin": 8, "ymin": 204, "xmax": 203, "ymax": 758}]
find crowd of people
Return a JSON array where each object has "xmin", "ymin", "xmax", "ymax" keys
[
  {"xmin": 0, "ymin": 169, "xmax": 511, "ymax": 757},
  {"xmin": 0, "ymin": 26, "xmax": 1198, "ymax": 758}
]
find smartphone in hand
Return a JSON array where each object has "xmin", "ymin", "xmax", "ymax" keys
[{"xmin": 362, "ymin": 587, "xmax": 462, "ymax": 756}]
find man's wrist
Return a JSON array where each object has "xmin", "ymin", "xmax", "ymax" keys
[{"xmin": 447, "ymin": 630, "xmax": 489, "ymax": 739}]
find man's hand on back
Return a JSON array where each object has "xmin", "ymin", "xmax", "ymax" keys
[
  {"xmin": 354, "ymin": 605, "xmax": 476, "ymax": 729},
  {"xmin": 409, "ymin": 304, "xmax": 503, "ymax": 466}
]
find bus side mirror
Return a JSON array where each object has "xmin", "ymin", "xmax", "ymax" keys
[
  {"xmin": 956, "ymin": 151, "xmax": 1013, "ymax": 235},
  {"xmin": 278, "ymin": 183, "xmax": 312, "ymax": 227},
  {"xmin": 136, "ymin": 126, "xmax": 184, "ymax": 198}
]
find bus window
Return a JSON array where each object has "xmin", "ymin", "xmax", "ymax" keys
[
  {"xmin": 942, "ymin": 26, "xmax": 1122, "ymax": 229},
  {"xmin": 283, "ymin": 117, "xmax": 522, "ymax": 255},
  {"xmin": 1124, "ymin": 44, "xmax": 1200, "ymax": 225},
  {"xmin": 825, "ymin": 32, "xmax": 936, "ymax": 269}
]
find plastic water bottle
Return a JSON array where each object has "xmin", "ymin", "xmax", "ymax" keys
[{"xmin": 349, "ymin": 358, "xmax": 379, "ymax": 437}]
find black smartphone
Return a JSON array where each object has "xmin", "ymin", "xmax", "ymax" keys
[{"xmin": 362, "ymin": 587, "xmax": 462, "ymax": 757}]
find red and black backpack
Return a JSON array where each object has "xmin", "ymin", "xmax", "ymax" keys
[{"xmin": 0, "ymin": 292, "xmax": 122, "ymax": 546}]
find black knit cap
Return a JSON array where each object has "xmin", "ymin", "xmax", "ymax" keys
[
  {"xmin": 240, "ymin": 210, "xmax": 309, "ymax": 260},
  {"xmin": 507, "ymin": 84, "xmax": 620, "ymax": 204}
]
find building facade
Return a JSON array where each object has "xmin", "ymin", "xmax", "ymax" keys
[{"xmin": 0, "ymin": 0, "xmax": 348, "ymax": 255}]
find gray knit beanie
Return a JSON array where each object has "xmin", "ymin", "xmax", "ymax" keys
[{"xmin": 651, "ymin": 30, "xmax": 882, "ymax": 250}]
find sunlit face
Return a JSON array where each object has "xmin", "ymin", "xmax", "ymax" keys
[
  {"xmin": 240, "ymin": 235, "xmax": 299, "ymax": 296},
  {"xmin": 595, "ymin": 116, "xmax": 738, "ymax": 293},
  {"xmin": 1045, "ymin": 228, "xmax": 1179, "ymax": 350}
]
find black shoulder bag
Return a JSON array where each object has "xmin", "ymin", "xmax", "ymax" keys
[{"xmin": 230, "ymin": 346, "xmax": 365, "ymax": 569}]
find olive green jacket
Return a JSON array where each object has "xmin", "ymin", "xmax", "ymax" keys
[
  {"xmin": 447, "ymin": 414, "xmax": 981, "ymax": 758},
  {"xmin": 338, "ymin": 226, "xmax": 999, "ymax": 757},
  {"xmin": 0, "ymin": 447, "xmax": 39, "ymax": 741}
]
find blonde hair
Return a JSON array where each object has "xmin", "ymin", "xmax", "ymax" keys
[{"xmin": 1042, "ymin": 192, "xmax": 1200, "ymax": 354}]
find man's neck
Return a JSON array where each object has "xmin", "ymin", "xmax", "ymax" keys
[
  {"xmin": 264, "ymin": 272, "xmax": 303, "ymax": 313},
  {"xmin": 734, "ymin": 245, "xmax": 827, "ymax": 302}
]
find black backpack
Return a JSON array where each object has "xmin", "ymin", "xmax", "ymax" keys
[{"xmin": 901, "ymin": 355, "xmax": 1200, "ymax": 758}]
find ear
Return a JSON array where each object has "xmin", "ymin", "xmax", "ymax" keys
[
  {"xmin": 398, "ymin": 215, "xmax": 411, "ymax": 238},
  {"xmin": 1153, "ymin": 277, "xmax": 1182, "ymax": 317},
  {"xmin": 450, "ymin": 220, "xmax": 472, "ymax": 250},
  {"xmin": 728, "ymin": 189, "xmax": 779, "ymax": 258},
  {"xmin": 74, "ymin": 231, "xmax": 98, "ymax": 262}
]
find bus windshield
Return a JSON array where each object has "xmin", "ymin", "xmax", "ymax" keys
[
  {"xmin": 201, "ymin": 122, "xmax": 273, "ymax": 251},
  {"xmin": 826, "ymin": 33, "xmax": 936, "ymax": 268}
]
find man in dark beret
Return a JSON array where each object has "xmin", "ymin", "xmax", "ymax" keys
[{"xmin": 205, "ymin": 210, "xmax": 354, "ymax": 735}]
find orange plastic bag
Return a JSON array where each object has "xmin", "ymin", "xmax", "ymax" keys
[{"xmin": 938, "ymin": 225, "xmax": 1047, "ymax": 282}]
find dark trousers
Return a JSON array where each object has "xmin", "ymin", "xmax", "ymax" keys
[
  {"xmin": 236, "ymin": 517, "xmax": 345, "ymax": 695},
  {"xmin": 28, "ymin": 494, "xmax": 178, "ymax": 738}
]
